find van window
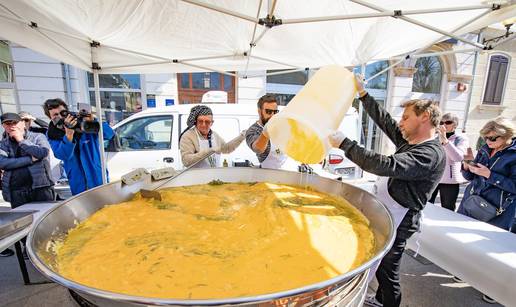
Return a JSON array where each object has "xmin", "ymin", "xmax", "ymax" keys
[
  {"xmin": 116, "ymin": 115, "xmax": 173, "ymax": 151},
  {"xmin": 212, "ymin": 118, "xmax": 240, "ymax": 139}
]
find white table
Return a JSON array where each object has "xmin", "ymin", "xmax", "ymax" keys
[
  {"xmin": 0, "ymin": 201, "xmax": 60, "ymax": 284},
  {"xmin": 407, "ymin": 203, "xmax": 516, "ymax": 306}
]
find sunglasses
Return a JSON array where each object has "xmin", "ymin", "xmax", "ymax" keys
[
  {"xmin": 264, "ymin": 109, "xmax": 279, "ymax": 115},
  {"xmin": 440, "ymin": 120, "xmax": 454, "ymax": 125},
  {"xmin": 484, "ymin": 135, "xmax": 501, "ymax": 142},
  {"xmin": 197, "ymin": 119, "xmax": 213, "ymax": 125},
  {"xmin": 2, "ymin": 121, "xmax": 19, "ymax": 126}
]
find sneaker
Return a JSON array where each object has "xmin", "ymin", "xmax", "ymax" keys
[
  {"xmin": 482, "ymin": 294, "xmax": 496, "ymax": 304},
  {"xmin": 452, "ymin": 276, "xmax": 463, "ymax": 283},
  {"xmin": 364, "ymin": 293, "xmax": 383, "ymax": 307},
  {"xmin": 0, "ymin": 248, "xmax": 14, "ymax": 257}
]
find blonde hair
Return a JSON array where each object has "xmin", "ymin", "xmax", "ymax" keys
[
  {"xmin": 401, "ymin": 99, "xmax": 441, "ymax": 127},
  {"xmin": 480, "ymin": 117, "xmax": 515, "ymax": 143}
]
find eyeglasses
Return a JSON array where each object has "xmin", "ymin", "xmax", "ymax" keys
[
  {"xmin": 484, "ymin": 135, "xmax": 501, "ymax": 142},
  {"xmin": 264, "ymin": 109, "xmax": 279, "ymax": 115},
  {"xmin": 197, "ymin": 119, "xmax": 213, "ymax": 126},
  {"xmin": 440, "ymin": 120, "xmax": 454, "ymax": 125}
]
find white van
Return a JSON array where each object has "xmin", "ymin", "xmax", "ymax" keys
[
  {"xmin": 324, "ymin": 108, "xmax": 364, "ymax": 179},
  {"xmin": 105, "ymin": 104, "xmax": 361, "ymax": 181}
]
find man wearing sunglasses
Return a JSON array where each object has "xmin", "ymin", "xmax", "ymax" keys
[{"xmin": 246, "ymin": 94, "xmax": 286, "ymax": 169}]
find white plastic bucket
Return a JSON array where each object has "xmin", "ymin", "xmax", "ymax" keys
[{"xmin": 267, "ymin": 66, "xmax": 356, "ymax": 164}]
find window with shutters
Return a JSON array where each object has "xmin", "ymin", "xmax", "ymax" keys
[{"xmin": 483, "ymin": 54, "xmax": 510, "ymax": 105}]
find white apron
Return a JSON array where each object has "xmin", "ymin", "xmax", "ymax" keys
[
  {"xmin": 195, "ymin": 129, "xmax": 221, "ymax": 168},
  {"xmin": 374, "ymin": 176, "xmax": 409, "ymax": 229},
  {"xmin": 261, "ymin": 142, "xmax": 287, "ymax": 169},
  {"xmin": 367, "ymin": 176, "xmax": 410, "ymax": 282}
]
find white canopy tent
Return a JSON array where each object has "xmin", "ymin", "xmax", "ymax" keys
[{"xmin": 0, "ymin": 0, "xmax": 515, "ymax": 183}]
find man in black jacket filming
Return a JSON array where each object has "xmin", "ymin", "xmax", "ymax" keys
[{"xmin": 329, "ymin": 75, "xmax": 445, "ymax": 307}]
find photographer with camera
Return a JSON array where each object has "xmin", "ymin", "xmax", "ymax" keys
[{"xmin": 43, "ymin": 98, "xmax": 114, "ymax": 195}]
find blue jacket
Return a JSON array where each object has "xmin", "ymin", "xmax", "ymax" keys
[
  {"xmin": 48, "ymin": 122, "xmax": 114, "ymax": 195},
  {"xmin": 458, "ymin": 138, "xmax": 516, "ymax": 230},
  {"xmin": 0, "ymin": 131, "xmax": 54, "ymax": 202}
]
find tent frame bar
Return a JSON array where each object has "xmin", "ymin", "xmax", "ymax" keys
[
  {"xmin": 244, "ymin": 0, "xmax": 265, "ymax": 76},
  {"xmin": 282, "ymin": 5, "xmax": 492, "ymax": 25},
  {"xmin": 0, "ymin": 13, "xmax": 90, "ymax": 43},
  {"xmin": 349, "ymin": 0, "xmax": 491, "ymax": 49},
  {"xmin": 248, "ymin": 54, "xmax": 298, "ymax": 69},
  {"xmin": 263, "ymin": 67, "xmax": 308, "ymax": 77},
  {"xmin": 365, "ymin": 7, "xmax": 494, "ymax": 83},
  {"xmin": 179, "ymin": 0, "xmax": 258, "ymax": 23}
]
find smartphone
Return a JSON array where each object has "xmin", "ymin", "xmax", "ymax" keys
[{"xmin": 465, "ymin": 160, "xmax": 478, "ymax": 167}]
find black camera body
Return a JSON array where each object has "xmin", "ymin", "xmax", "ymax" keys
[{"xmin": 56, "ymin": 109, "xmax": 100, "ymax": 134}]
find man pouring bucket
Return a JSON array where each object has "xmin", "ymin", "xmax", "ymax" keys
[{"xmin": 329, "ymin": 75, "xmax": 445, "ymax": 307}]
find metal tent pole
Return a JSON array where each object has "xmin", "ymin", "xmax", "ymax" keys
[
  {"xmin": 281, "ymin": 5, "xmax": 492, "ymax": 24},
  {"xmin": 90, "ymin": 41, "xmax": 107, "ymax": 185},
  {"xmin": 179, "ymin": 0, "xmax": 257, "ymax": 23},
  {"xmin": 349, "ymin": 0, "xmax": 490, "ymax": 49},
  {"xmin": 92, "ymin": 70, "xmax": 107, "ymax": 185},
  {"xmin": 365, "ymin": 7, "xmax": 493, "ymax": 84}
]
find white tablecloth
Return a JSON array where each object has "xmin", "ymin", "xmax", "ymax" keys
[
  {"xmin": 0, "ymin": 202, "xmax": 59, "ymax": 253},
  {"xmin": 407, "ymin": 203, "xmax": 516, "ymax": 306}
]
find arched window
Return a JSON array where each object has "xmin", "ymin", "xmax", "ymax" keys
[
  {"xmin": 483, "ymin": 54, "xmax": 510, "ymax": 105},
  {"xmin": 412, "ymin": 56, "xmax": 442, "ymax": 94}
]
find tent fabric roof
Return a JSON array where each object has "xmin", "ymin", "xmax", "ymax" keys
[{"xmin": 0, "ymin": 0, "xmax": 515, "ymax": 74}]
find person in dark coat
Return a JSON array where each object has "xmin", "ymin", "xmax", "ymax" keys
[
  {"xmin": 0, "ymin": 113, "xmax": 54, "ymax": 257},
  {"xmin": 458, "ymin": 117, "xmax": 516, "ymax": 231},
  {"xmin": 329, "ymin": 75, "xmax": 445, "ymax": 307}
]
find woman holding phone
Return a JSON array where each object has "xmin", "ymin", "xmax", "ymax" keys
[
  {"xmin": 430, "ymin": 113, "xmax": 469, "ymax": 211},
  {"xmin": 457, "ymin": 117, "xmax": 515, "ymax": 304},
  {"xmin": 458, "ymin": 117, "xmax": 516, "ymax": 231}
]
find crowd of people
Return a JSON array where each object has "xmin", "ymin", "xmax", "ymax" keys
[
  {"xmin": 0, "ymin": 98, "xmax": 113, "ymax": 257},
  {"xmin": 0, "ymin": 78, "xmax": 514, "ymax": 306}
]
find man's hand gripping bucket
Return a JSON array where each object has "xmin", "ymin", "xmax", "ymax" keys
[{"xmin": 266, "ymin": 66, "xmax": 357, "ymax": 164}]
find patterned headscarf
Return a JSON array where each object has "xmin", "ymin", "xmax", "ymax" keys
[
  {"xmin": 187, "ymin": 105, "xmax": 213, "ymax": 128},
  {"xmin": 179, "ymin": 105, "xmax": 214, "ymax": 145}
]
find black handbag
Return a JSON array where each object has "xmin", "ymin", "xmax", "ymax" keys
[
  {"xmin": 462, "ymin": 158, "xmax": 513, "ymax": 221},
  {"xmin": 462, "ymin": 194, "xmax": 504, "ymax": 222}
]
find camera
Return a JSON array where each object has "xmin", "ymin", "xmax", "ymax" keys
[{"xmin": 56, "ymin": 109, "xmax": 100, "ymax": 134}]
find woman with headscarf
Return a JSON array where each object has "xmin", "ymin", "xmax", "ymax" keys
[
  {"xmin": 179, "ymin": 105, "xmax": 246, "ymax": 168},
  {"xmin": 429, "ymin": 113, "xmax": 470, "ymax": 211}
]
